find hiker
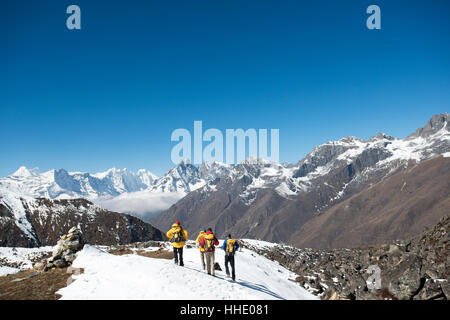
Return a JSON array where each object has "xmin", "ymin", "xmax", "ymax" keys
[
  {"xmin": 195, "ymin": 228, "xmax": 207, "ymax": 270},
  {"xmin": 222, "ymin": 234, "xmax": 240, "ymax": 281},
  {"xmin": 166, "ymin": 221, "xmax": 188, "ymax": 266},
  {"xmin": 199, "ymin": 227, "xmax": 219, "ymax": 276}
]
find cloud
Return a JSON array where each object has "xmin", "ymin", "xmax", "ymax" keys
[{"xmin": 94, "ymin": 191, "xmax": 185, "ymax": 222}]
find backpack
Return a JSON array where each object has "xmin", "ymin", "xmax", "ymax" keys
[
  {"xmin": 204, "ymin": 234, "xmax": 216, "ymax": 252},
  {"xmin": 225, "ymin": 239, "xmax": 236, "ymax": 255},
  {"xmin": 171, "ymin": 228, "xmax": 185, "ymax": 243}
]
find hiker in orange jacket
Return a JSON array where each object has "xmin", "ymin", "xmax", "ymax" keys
[
  {"xmin": 195, "ymin": 229, "xmax": 207, "ymax": 270},
  {"xmin": 199, "ymin": 228, "xmax": 219, "ymax": 276},
  {"xmin": 166, "ymin": 221, "xmax": 188, "ymax": 266}
]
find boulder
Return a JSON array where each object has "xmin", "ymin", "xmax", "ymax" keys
[
  {"xmin": 414, "ymin": 279, "xmax": 444, "ymax": 300},
  {"xmin": 382, "ymin": 254, "xmax": 423, "ymax": 300},
  {"xmin": 68, "ymin": 226, "xmax": 78, "ymax": 234},
  {"xmin": 53, "ymin": 259, "xmax": 67, "ymax": 268},
  {"xmin": 63, "ymin": 254, "xmax": 77, "ymax": 263},
  {"xmin": 33, "ymin": 261, "xmax": 45, "ymax": 271}
]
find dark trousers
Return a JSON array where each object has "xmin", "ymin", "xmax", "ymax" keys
[
  {"xmin": 225, "ymin": 254, "xmax": 235, "ymax": 280},
  {"xmin": 173, "ymin": 247, "xmax": 183, "ymax": 266}
]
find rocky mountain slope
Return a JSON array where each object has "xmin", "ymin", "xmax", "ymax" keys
[
  {"xmin": 241, "ymin": 214, "xmax": 449, "ymax": 300},
  {"xmin": 0, "ymin": 191, "xmax": 163, "ymax": 247},
  {"xmin": 151, "ymin": 113, "xmax": 450, "ymax": 248},
  {"xmin": 292, "ymin": 155, "xmax": 450, "ymax": 249}
]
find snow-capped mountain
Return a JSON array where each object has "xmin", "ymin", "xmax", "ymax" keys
[
  {"xmin": 0, "ymin": 161, "xmax": 234, "ymax": 222},
  {"xmin": 0, "ymin": 161, "xmax": 234, "ymax": 201},
  {"xmin": 151, "ymin": 113, "xmax": 450, "ymax": 248},
  {"xmin": 0, "ymin": 167, "xmax": 158, "ymax": 200},
  {"xmin": 149, "ymin": 160, "xmax": 205, "ymax": 193}
]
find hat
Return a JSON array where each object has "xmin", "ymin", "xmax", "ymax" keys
[
  {"xmin": 202, "ymin": 229, "xmax": 206, "ymax": 232},
  {"xmin": 175, "ymin": 221, "xmax": 180, "ymax": 225}
]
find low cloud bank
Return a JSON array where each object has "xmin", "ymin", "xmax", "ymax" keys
[{"xmin": 94, "ymin": 191, "xmax": 185, "ymax": 221}]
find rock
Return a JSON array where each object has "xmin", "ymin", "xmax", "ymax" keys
[
  {"xmin": 328, "ymin": 290, "xmax": 339, "ymax": 300},
  {"xmin": 389, "ymin": 244, "xmax": 402, "ymax": 255},
  {"xmin": 53, "ymin": 259, "xmax": 67, "ymax": 268},
  {"xmin": 414, "ymin": 279, "xmax": 444, "ymax": 300},
  {"xmin": 66, "ymin": 233, "xmax": 77, "ymax": 241},
  {"xmin": 33, "ymin": 262, "xmax": 45, "ymax": 271},
  {"xmin": 382, "ymin": 254, "xmax": 423, "ymax": 300},
  {"xmin": 424, "ymin": 269, "xmax": 439, "ymax": 279},
  {"xmin": 440, "ymin": 281, "xmax": 450, "ymax": 299},
  {"xmin": 63, "ymin": 254, "xmax": 76, "ymax": 263},
  {"xmin": 68, "ymin": 226, "xmax": 78, "ymax": 234},
  {"xmin": 68, "ymin": 240, "xmax": 81, "ymax": 251}
]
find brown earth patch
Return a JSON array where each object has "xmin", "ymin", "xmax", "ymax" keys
[
  {"xmin": 0, "ymin": 267, "xmax": 84, "ymax": 300},
  {"xmin": 135, "ymin": 249, "xmax": 173, "ymax": 260},
  {"xmin": 108, "ymin": 247, "xmax": 173, "ymax": 260}
]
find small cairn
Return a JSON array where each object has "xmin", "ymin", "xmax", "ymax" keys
[{"xmin": 35, "ymin": 227, "xmax": 85, "ymax": 271}]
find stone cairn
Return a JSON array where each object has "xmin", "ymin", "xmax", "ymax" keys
[{"xmin": 34, "ymin": 227, "xmax": 85, "ymax": 272}]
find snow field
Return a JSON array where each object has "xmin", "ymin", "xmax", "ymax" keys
[{"xmin": 57, "ymin": 242, "xmax": 317, "ymax": 300}]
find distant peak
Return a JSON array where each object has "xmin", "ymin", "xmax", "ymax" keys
[
  {"xmin": 406, "ymin": 113, "xmax": 450, "ymax": 140},
  {"xmin": 11, "ymin": 166, "xmax": 39, "ymax": 177},
  {"xmin": 369, "ymin": 132, "xmax": 395, "ymax": 142},
  {"xmin": 175, "ymin": 158, "xmax": 192, "ymax": 167}
]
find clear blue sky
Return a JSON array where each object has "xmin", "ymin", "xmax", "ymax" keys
[{"xmin": 1, "ymin": 0, "xmax": 449, "ymax": 177}]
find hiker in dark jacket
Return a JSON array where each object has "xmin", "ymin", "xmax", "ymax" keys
[
  {"xmin": 222, "ymin": 234, "xmax": 239, "ymax": 281},
  {"xmin": 199, "ymin": 228, "xmax": 219, "ymax": 276}
]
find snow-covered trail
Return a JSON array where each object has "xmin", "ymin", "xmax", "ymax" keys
[{"xmin": 57, "ymin": 243, "xmax": 317, "ymax": 300}]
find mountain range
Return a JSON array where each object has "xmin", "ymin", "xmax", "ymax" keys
[
  {"xmin": 150, "ymin": 113, "xmax": 450, "ymax": 248},
  {"xmin": 1, "ymin": 113, "xmax": 449, "ymax": 249}
]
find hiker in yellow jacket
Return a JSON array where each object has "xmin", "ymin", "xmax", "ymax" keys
[
  {"xmin": 195, "ymin": 229, "xmax": 207, "ymax": 270},
  {"xmin": 166, "ymin": 221, "xmax": 188, "ymax": 266}
]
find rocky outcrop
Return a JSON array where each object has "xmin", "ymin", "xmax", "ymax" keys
[
  {"xmin": 33, "ymin": 227, "xmax": 85, "ymax": 271},
  {"xmin": 241, "ymin": 215, "xmax": 449, "ymax": 300}
]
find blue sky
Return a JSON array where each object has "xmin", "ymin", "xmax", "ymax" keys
[{"xmin": 1, "ymin": 0, "xmax": 449, "ymax": 177}]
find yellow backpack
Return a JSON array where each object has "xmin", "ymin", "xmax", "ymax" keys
[
  {"xmin": 171, "ymin": 228, "xmax": 185, "ymax": 243},
  {"xmin": 226, "ymin": 239, "xmax": 236, "ymax": 254},
  {"xmin": 204, "ymin": 234, "xmax": 216, "ymax": 251}
]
